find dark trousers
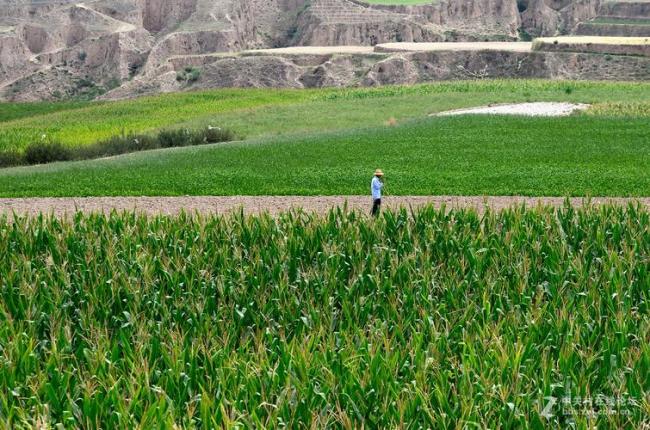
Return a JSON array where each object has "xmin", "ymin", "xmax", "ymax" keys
[{"xmin": 371, "ymin": 198, "xmax": 381, "ymax": 216}]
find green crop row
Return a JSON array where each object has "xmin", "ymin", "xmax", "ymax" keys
[{"xmin": 0, "ymin": 204, "xmax": 648, "ymax": 428}]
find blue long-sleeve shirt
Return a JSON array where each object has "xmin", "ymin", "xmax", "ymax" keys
[{"xmin": 371, "ymin": 176, "xmax": 383, "ymax": 200}]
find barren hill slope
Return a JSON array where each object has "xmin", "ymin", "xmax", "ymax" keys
[{"xmin": 1, "ymin": 0, "xmax": 643, "ymax": 101}]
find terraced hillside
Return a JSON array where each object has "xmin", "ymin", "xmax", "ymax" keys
[
  {"xmin": 577, "ymin": 0, "xmax": 650, "ymax": 36},
  {"xmin": 293, "ymin": 0, "xmax": 436, "ymax": 46},
  {"xmin": 2, "ymin": 0, "xmax": 650, "ymax": 101},
  {"xmin": 0, "ymin": 0, "xmax": 563, "ymax": 101}
]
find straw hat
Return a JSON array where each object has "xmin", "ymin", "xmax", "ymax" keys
[{"xmin": 374, "ymin": 169, "xmax": 384, "ymax": 177}]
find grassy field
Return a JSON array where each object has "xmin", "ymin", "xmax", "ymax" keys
[
  {"xmin": 0, "ymin": 80, "xmax": 649, "ymax": 196},
  {"xmin": 0, "ymin": 205, "xmax": 648, "ymax": 427},
  {"xmin": 0, "ymin": 89, "xmax": 311, "ymax": 152},
  {"xmin": 1, "ymin": 81, "xmax": 648, "ymax": 153},
  {"xmin": 0, "ymin": 114, "xmax": 649, "ymax": 197}
]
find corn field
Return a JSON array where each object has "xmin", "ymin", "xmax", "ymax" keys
[{"xmin": 0, "ymin": 205, "xmax": 648, "ymax": 428}]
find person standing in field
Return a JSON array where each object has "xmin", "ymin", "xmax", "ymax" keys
[{"xmin": 371, "ymin": 169, "xmax": 384, "ymax": 217}]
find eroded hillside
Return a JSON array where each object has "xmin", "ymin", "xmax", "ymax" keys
[{"xmin": 1, "ymin": 0, "xmax": 647, "ymax": 101}]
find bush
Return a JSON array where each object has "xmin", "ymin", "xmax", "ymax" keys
[
  {"xmin": 157, "ymin": 127, "xmax": 235, "ymax": 148},
  {"xmin": 0, "ymin": 126, "xmax": 236, "ymax": 169},
  {"xmin": 201, "ymin": 126, "xmax": 236, "ymax": 143},
  {"xmin": 518, "ymin": 27, "xmax": 532, "ymax": 42},
  {"xmin": 0, "ymin": 151, "xmax": 24, "ymax": 167},
  {"xmin": 157, "ymin": 129, "xmax": 193, "ymax": 148},
  {"xmin": 176, "ymin": 67, "xmax": 201, "ymax": 84},
  {"xmin": 75, "ymin": 133, "xmax": 158, "ymax": 160},
  {"xmin": 72, "ymin": 127, "xmax": 234, "ymax": 162},
  {"xmin": 24, "ymin": 141, "xmax": 72, "ymax": 165}
]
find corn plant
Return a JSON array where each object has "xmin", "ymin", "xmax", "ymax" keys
[{"xmin": 0, "ymin": 204, "xmax": 648, "ymax": 428}]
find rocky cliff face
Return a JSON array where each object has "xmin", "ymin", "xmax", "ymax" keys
[
  {"xmin": 520, "ymin": 0, "xmax": 601, "ymax": 36},
  {"xmin": 437, "ymin": 0, "xmax": 521, "ymax": 38},
  {"xmin": 0, "ymin": 0, "xmax": 644, "ymax": 101},
  {"xmin": 100, "ymin": 48, "xmax": 650, "ymax": 100},
  {"xmin": 293, "ymin": 0, "xmax": 521, "ymax": 46}
]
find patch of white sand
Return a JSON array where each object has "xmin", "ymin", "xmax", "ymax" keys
[{"xmin": 435, "ymin": 102, "xmax": 590, "ymax": 117}]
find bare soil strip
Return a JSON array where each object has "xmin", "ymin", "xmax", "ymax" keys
[
  {"xmin": 375, "ymin": 42, "xmax": 533, "ymax": 53},
  {"xmin": 1, "ymin": 196, "xmax": 649, "ymax": 217},
  {"xmin": 242, "ymin": 43, "xmax": 532, "ymax": 57},
  {"xmin": 244, "ymin": 46, "xmax": 376, "ymax": 55}
]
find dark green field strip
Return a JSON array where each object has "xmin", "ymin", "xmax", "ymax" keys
[
  {"xmin": 0, "ymin": 206, "xmax": 648, "ymax": 427},
  {"xmin": 0, "ymin": 115, "xmax": 648, "ymax": 197},
  {"xmin": 0, "ymin": 100, "xmax": 93, "ymax": 123}
]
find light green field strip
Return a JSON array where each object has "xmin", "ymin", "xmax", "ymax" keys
[
  {"xmin": 0, "ymin": 89, "xmax": 313, "ymax": 152},
  {"xmin": 1, "ymin": 80, "xmax": 648, "ymax": 153}
]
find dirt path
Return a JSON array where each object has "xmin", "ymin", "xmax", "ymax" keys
[
  {"xmin": 1, "ymin": 196, "xmax": 649, "ymax": 217},
  {"xmin": 241, "ymin": 43, "xmax": 531, "ymax": 57},
  {"xmin": 244, "ymin": 46, "xmax": 375, "ymax": 55},
  {"xmin": 375, "ymin": 42, "xmax": 533, "ymax": 53}
]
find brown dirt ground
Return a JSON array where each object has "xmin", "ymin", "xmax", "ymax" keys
[
  {"xmin": 1, "ymin": 196, "xmax": 649, "ymax": 218},
  {"xmin": 375, "ymin": 42, "xmax": 533, "ymax": 53}
]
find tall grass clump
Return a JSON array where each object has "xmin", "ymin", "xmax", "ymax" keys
[
  {"xmin": 76, "ymin": 126, "xmax": 235, "ymax": 160},
  {"xmin": 23, "ymin": 140, "xmax": 72, "ymax": 165},
  {"xmin": 0, "ymin": 126, "xmax": 236, "ymax": 167},
  {"xmin": 0, "ymin": 204, "xmax": 648, "ymax": 428},
  {"xmin": 0, "ymin": 150, "xmax": 24, "ymax": 168}
]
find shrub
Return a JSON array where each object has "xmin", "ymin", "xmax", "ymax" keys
[
  {"xmin": 24, "ymin": 141, "xmax": 72, "ymax": 165},
  {"xmin": 0, "ymin": 150, "xmax": 24, "ymax": 167},
  {"xmin": 186, "ymin": 68, "xmax": 200, "ymax": 83},
  {"xmin": 176, "ymin": 67, "xmax": 201, "ymax": 84},
  {"xmin": 157, "ymin": 128, "xmax": 193, "ymax": 148},
  {"xmin": 518, "ymin": 27, "xmax": 532, "ymax": 42},
  {"xmin": 157, "ymin": 127, "xmax": 235, "ymax": 148},
  {"xmin": 0, "ymin": 126, "xmax": 236, "ymax": 169},
  {"xmin": 75, "ymin": 133, "xmax": 158, "ymax": 160},
  {"xmin": 73, "ymin": 126, "xmax": 235, "ymax": 161},
  {"xmin": 200, "ymin": 126, "xmax": 236, "ymax": 143}
]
